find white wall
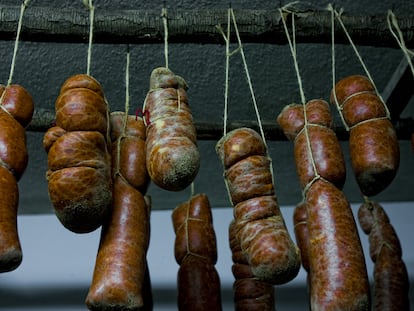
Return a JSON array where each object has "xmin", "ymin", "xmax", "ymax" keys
[{"xmin": 0, "ymin": 202, "xmax": 413, "ymax": 310}]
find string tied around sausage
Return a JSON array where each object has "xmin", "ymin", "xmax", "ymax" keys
[
  {"xmin": 279, "ymin": 6, "xmax": 321, "ymax": 183},
  {"xmin": 328, "ymin": 3, "xmax": 391, "ymax": 129},
  {"xmin": 0, "ymin": 0, "xmax": 31, "ymax": 112},
  {"xmin": 349, "ymin": 116, "xmax": 390, "ymax": 131}
]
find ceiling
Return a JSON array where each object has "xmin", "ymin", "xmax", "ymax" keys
[{"xmin": 0, "ymin": 0, "xmax": 412, "ymax": 216}]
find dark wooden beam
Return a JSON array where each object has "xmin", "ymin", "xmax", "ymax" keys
[
  {"xmin": 27, "ymin": 108, "xmax": 413, "ymax": 140},
  {"xmin": 0, "ymin": 6, "xmax": 413, "ymax": 47}
]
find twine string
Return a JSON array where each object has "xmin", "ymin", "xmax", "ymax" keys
[
  {"xmin": 162, "ymin": 6, "xmax": 169, "ymax": 69},
  {"xmin": 217, "ymin": 8, "xmax": 276, "ymax": 202},
  {"xmin": 279, "ymin": 6, "xmax": 320, "ymax": 184},
  {"xmin": 0, "ymin": 0, "xmax": 31, "ymax": 108},
  {"xmin": 84, "ymin": 0, "xmax": 95, "ymax": 76},
  {"xmin": 333, "ymin": 7, "xmax": 390, "ymax": 119},
  {"xmin": 114, "ymin": 48, "xmax": 131, "ymax": 179},
  {"xmin": 229, "ymin": 8, "xmax": 267, "ymax": 149},
  {"xmin": 215, "ymin": 9, "xmax": 232, "ymax": 137},
  {"xmin": 387, "ymin": 10, "xmax": 414, "ymax": 78},
  {"xmin": 328, "ymin": 4, "xmax": 349, "ymax": 130},
  {"xmin": 8, "ymin": 0, "xmax": 30, "ymax": 86}
]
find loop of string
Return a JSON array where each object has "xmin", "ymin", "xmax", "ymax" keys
[
  {"xmin": 329, "ymin": 4, "xmax": 391, "ymax": 120},
  {"xmin": 216, "ymin": 7, "xmax": 276, "ymax": 201},
  {"xmin": 387, "ymin": 10, "xmax": 414, "ymax": 78},
  {"xmin": 84, "ymin": 0, "xmax": 95, "ymax": 76},
  {"xmin": 217, "ymin": 8, "xmax": 268, "ymax": 148},
  {"xmin": 328, "ymin": 4, "xmax": 349, "ymax": 130},
  {"xmin": 279, "ymin": 6, "xmax": 320, "ymax": 184},
  {"xmin": 0, "ymin": 0, "xmax": 31, "ymax": 108},
  {"xmin": 114, "ymin": 47, "xmax": 131, "ymax": 179},
  {"xmin": 162, "ymin": 6, "xmax": 169, "ymax": 69}
]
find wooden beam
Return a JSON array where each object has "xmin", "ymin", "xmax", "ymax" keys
[
  {"xmin": 0, "ymin": 5, "xmax": 413, "ymax": 47},
  {"xmin": 382, "ymin": 56, "xmax": 414, "ymax": 122},
  {"xmin": 27, "ymin": 108, "xmax": 413, "ymax": 140}
]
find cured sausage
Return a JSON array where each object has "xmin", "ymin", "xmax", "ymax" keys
[
  {"xmin": 358, "ymin": 200, "xmax": 409, "ymax": 310},
  {"xmin": 331, "ymin": 75, "xmax": 399, "ymax": 196},
  {"xmin": 172, "ymin": 193, "xmax": 222, "ymax": 311},
  {"xmin": 306, "ymin": 180, "xmax": 370, "ymax": 310},
  {"xmin": 277, "ymin": 99, "xmax": 346, "ymax": 190},
  {"xmin": 216, "ymin": 127, "xmax": 300, "ymax": 285},
  {"xmin": 0, "ymin": 84, "xmax": 34, "ymax": 272},
  {"xmin": 86, "ymin": 178, "xmax": 151, "ymax": 310},
  {"xmin": 43, "ymin": 74, "xmax": 112, "ymax": 233},
  {"xmin": 229, "ymin": 220, "xmax": 275, "ymax": 311},
  {"xmin": 86, "ymin": 114, "xmax": 151, "ymax": 310},
  {"xmin": 292, "ymin": 201, "xmax": 310, "ymax": 272},
  {"xmin": 278, "ymin": 100, "xmax": 370, "ymax": 310},
  {"xmin": 143, "ymin": 67, "xmax": 200, "ymax": 191}
]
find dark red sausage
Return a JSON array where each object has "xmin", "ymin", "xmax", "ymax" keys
[
  {"xmin": 172, "ymin": 193, "xmax": 222, "ymax": 311},
  {"xmin": 358, "ymin": 201, "xmax": 409, "ymax": 310},
  {"xmin": 86, "ymin": 114, "xmax": 151, "ymax": 310},
  {"xmin": 306, "ymin": 180, "xmax": 370, "ymax": 310},
  {"xmin": 331, "ymin": 75, "xmax": 400, "ymax": 196}
]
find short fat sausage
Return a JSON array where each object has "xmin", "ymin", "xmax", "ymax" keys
[
  {"xmin": 216, "ymin": 127, "xmax": 300, "ymax": 285},
  {"xmin": 44, "ymin": 74, "xmax": 112, "ymax": 233},
  {"xmin": 331, "ymin": 75, "xmax": 399, "ymax": 196},
  {"xmin": 143, "ymin": 67, "xmax": 200, "ymax": 191}
]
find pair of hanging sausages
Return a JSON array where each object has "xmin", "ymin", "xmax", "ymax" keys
[
  {"xmin": 216, "ymin": 127, "xmax": 300, "ymax": 285},
  {"xmin": 43, "ymin": 74, "xmax": 112, "ymax": 233},
  {"xmin": 86, "ymin": 113, "xmax": 152, "ymax": 310},
  {"xmin": 0, "ymin": 84, "xmax": 34, "ymax": 272},
  {"xmin": 277, "ymin": 99, "xmax": 370, "ymax": 310},
  {"xmin": 331, "ymin": 75, "xmax": 400, "ymax": 196},
  {"xmin": 172, "ymin": 193, "xmax": 222, "ymax": 311}
]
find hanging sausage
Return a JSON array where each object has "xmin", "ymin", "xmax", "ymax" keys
[
  {"xmin": 172, "ymin": 193, "xmax": 222, "ymax": 311},
  {"xmin": 43, "ymin": 74, "xmax": 112, "ymax": 233},
  {"xmin": 216, "ymin": 127, "xmax": 300, "ymax": 285},
  {"xmin": 0, "ymin": 85, "xmax": 34, "ymax": 272},
  {"xmin": 277, "ymin": 99, "xmax": 370, "ymax": 310},
  {"xmin": 331, "ymin": 75, "xmax": 400, "ymax": 196},
  {"xmin": 142, "ymin": 67, "xmax": 200, "ymax": 192},
  {"xmin": 86, "ymin": 113, "xmax": 152, "ymax": 310}
]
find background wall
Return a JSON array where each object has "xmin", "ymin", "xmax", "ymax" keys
[
  {"xmin": 0, "ymin": 0, "xmax": 413, "ymax": 310},
  {"xmin": 0, "ymin": 202, "xmax": 413, "ymax": 310}
]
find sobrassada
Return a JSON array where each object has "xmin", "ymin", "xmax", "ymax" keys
[
  {"xmin": 43, "ymin": 74, "xmax": 112, "ymax": 233},
  {"xmin": 143, "ymin": 67, "xmax": 200, "ymax": 191},
  {"xmin": 216, "ymin": 127, "xmax": 300, "ymax": 285}
]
